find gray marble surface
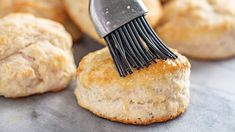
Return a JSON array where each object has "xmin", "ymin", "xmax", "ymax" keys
[{"xmin": 0, "ymin": 36, "xmax": 235, "ymax": 132}]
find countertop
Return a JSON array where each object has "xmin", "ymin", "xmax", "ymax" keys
[{"xmin": 0, "ymin": 36, "xmax": 235, "ymax": 132}]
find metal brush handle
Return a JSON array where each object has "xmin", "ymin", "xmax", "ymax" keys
[{"xmin": 89, "ymin": 0, "xmax": 148, "ymax": 37}]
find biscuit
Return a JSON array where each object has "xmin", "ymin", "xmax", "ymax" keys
[
  {"xmin": 0, "ymin": 0, "xmax": 81, "ymax": 41},
  {"xmin": 64, "ymin": 0, "xmax": 163, "ymax": 44},
  {"xmin": 0, "ymin": 14, "xmax": 76, "ymax": 98},
  {"xmin": 157, "ymin": 0, "xmax": 235, "ymax": 60},
  {"xmin": 75, "ymin": 47, "xmax": 190, "ymax": 125}
]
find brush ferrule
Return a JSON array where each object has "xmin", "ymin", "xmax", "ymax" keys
[{"xmin": 89, "ymin": 0, "xmax": 148, "ymax": 37}]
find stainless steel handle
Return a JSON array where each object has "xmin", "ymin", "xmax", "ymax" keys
[{"xmin": 89, "ymin": 0, "xmax": 148, "ymax": 37}]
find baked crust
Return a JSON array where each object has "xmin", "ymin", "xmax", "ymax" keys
[
  {"xmin": 77, "ymin": 96, "xmax": 188, "ymax": 125},
  {"xmin": 75, "ymin": 48, "xmax": 191, "ymax": 125},
  {"xmin": 157, "ymin": 0, "xmax": 235, "ymax": 60},
  {"xmin": 64, "ymin": 0, "xmax": 163, "ymax": 44},
  {"xmin": 7, "ymin": 86, "xmax": 65, "ymax": 99},
  {"xmin": 0, "ymin": 14, "xmax": 76, "ymax": 98},
  {"xmin": 77, "ymin": 48, "xmax": 190, "ymax": 88},
  {"xmin": 0, "ymin": 0, "xmax": 81, "ymax": 41}
]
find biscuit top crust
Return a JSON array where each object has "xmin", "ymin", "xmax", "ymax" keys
[
  {"xmin": 0, "ymin": 13, "xmax": 72, "ymax": 61},
  {"xmin": 77, "ymin": 48, "xmax": 190, "ymax": 89},
  {"xmin": 158, "ymin": 0, "xmax": 235, "ymax": 40}
]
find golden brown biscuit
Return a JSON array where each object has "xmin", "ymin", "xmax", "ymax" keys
[
  {"xmin": 0, "ymin": 0, "xmax": 81, "ymax": 41},
  {"xmin": 64, "ymin": 0, "xmax": 163, "ymax": 44},
  {"xmin": 0, "ymin": 14, "xmax": 76, "ymax": 98},
  {"xmin": 75, "ymin": 47, "xmax": 190, "ymax": 125},
  {"xmin": 157, "ymin": 0, "xmax": 235, "ymax": 60}
]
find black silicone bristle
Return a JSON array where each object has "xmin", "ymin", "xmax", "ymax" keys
[{"xmin": 104, "ymin": 16, "xmax": 177, "ymax": 77}]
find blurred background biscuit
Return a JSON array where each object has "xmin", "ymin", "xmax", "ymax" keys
[
  {"xmin": 156, "ymin": 0, "xmax": 235, "ymax": 60},
  {"xmin": 0, "ymin": 0, "xmax": 81, "ymax": 41}
]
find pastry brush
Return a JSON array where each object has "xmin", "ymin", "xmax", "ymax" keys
[{"xmin": 89, "ymin": 0, "xmax": 177, "ymax": 77}]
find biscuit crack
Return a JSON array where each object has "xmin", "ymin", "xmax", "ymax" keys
[
  {"xmin": 20, "ymin": 53, "xmax": 44, "ymax": 87},
  {"xmin": 0, "ymin": 42, "xmax": 35, "ymax": 62}
]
